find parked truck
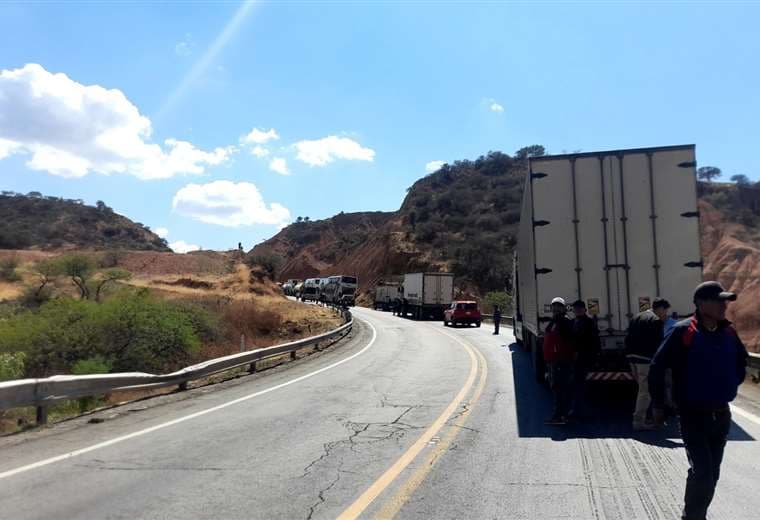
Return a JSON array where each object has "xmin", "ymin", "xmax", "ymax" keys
[
  {"xmin": 401, "ymin": 272, "xmax": 454, "ymax": 320},
  {"xmin": 373, "ymin": 282, "xmax": 402, "ymax": 311},
  {"xmin": 513, "ymin": 145, "xmax": 702, "ymax": 383}
]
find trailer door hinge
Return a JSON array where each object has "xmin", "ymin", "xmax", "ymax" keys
[
  {"xmin": 535, "ymin": 268, "xmax": 553, "ymax": 275},
  {"xmin": 678, "ymin": 161, "xmax": 697, "ymax": 168},
  {"xmin": 684, "ymin": 261, "xmax": 703, "ymax": 268},
  {"xmin": 533, "ymin": 220, "xmax": 550, "ymax": 227},
  {"xmin": 531, "ymin": 172, "xmax": 547, "ymax": 180},
  {"xmin": 681, "ymin": 211, "xmax": 700, "ymax": 218}
]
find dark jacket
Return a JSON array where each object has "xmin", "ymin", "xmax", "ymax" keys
[
  {"xmin": 625, "ymin": 310, "xmax": 664, "ymax": 363},
  {"xmin": 649, "ymin": 314, "xmax": 748, "ymax": 410},
  {"xmin": 543, "ymin": 315, "xmax": 575, "ymax": 363},
  {"xmin": 574, "ymin": 315, "xmax": 601, "ymax": 364},
  {"xmin": 493, "ymin": 309, "xmax": 502, "ymax": 323}
]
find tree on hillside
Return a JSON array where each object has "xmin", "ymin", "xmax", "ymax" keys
[
  {"xmin": 296, "ymin": 216, "xmax": 303, "ymax": 223},
  {"xmin": 246, "ymin": 249, "xmax": 284, "ymax": 278},
  {"xmin": 57, "ymin": 254, "xmax": 96, "ymax": 299},
  {"xmin": 731, "ymin": 174, "xmax": 750, "ymax": 186},
  {"xmin": 698, "ymin": 166, "xmax": 722, "ymax": 182},
  {"xmin": 515, "ymin": 145, "xmax": 546, "ymax": 161},
  {"xmin": 94, "ymin": 268, "xmax": 132, "ymax": 302}
]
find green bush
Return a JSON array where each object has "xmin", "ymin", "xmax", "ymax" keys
[
  {"xmin": 484, "ymin": 291, "xmax": 511, "ymax": 314},
  {"xmin": 0, "ymin": 256, "xmax": 21, "ymax": 282},
  {"xmin": 0, "ymin": 291, "xmax": 210, "ymax": 377},
  {"xmin": 0, "ymin": 351, "xmax": 25, "ymax": 381},
  {"xmin": 246, "ymin": 249, "xmax": 284, "ymax": 278}
]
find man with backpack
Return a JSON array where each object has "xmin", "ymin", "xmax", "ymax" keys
[
  {"xmin": 625, "ymin": 297, "xmax": 671, "ymax": 430},
  {"xmin": 649, "ymin": 282, "xmax": 748, "ymax": 520}
]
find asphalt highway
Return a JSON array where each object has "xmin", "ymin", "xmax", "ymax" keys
[{"xmin": 1, "ymin": 306, "xmax": 759, "ymax": 519}]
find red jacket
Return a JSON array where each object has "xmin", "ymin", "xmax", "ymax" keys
[{"xmin": 543, "ymin": 316, "xmax": 576, "ymax": 363}]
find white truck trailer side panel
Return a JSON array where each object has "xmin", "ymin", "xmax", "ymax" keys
[
  {"xmin": 527, "ymin": 145, "xmax": 701, "ymax": 338},
  {"xmin": 517, "ymin": 176, "xmax": 538, "ymax": 335}
]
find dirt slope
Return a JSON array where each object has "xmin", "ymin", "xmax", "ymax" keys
[{"xmin": 700, "ymin": 200, "xmax": 760, "ymax": 352}]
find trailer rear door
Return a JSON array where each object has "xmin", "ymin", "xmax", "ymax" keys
[{"xmin": 530, "ymin": 145, "xmax": 701, "ymax": 336}]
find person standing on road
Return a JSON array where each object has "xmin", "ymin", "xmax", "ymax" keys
[
  {"xmin": 493, "ymin": 304, "xmax": 502, "ymax": 335},
  {"xmin": 569, "ymin": 300, "xmax": 600, "ymax": 420},
  {"xmin": 649, "ymin": 282, "xmax": 748, "ymax": 520},
  {"xmin": 543, "ymin": 297, "xmax": 576, "ymax": 425},
  {"xmin": 625, "ymin": 297, "xmax": 670, "ymax": 430}
]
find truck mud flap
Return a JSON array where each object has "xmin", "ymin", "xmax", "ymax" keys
[{"xmin": 586, "ymin": 371, "xmax": 634, "ymax": 381}]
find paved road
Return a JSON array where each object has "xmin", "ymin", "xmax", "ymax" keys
[{"xmin": 1, "ymin": 306, "xmax": 759, "ymax": 519}]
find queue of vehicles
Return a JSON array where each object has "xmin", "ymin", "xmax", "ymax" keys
[
  {"xmin": 284, "ymin": 275, "xmax": 359, "ymax": 306},
  {"xmin": 283, "ymin": 144, "xmax": 704, "ymax": 386}
]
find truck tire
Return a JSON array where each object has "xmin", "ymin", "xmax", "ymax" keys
[
  {"xmin": 443, "ymin": 319, "xmax": 449, "ymax": 327},
  {"xmin": 475, "ymin": 321, "xmax": 481, "ymax": 328}
]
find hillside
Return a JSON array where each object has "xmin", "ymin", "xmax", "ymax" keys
[
  {"xmin": 254, "ymin": 148, "xmax": 537, "ymax": 294},
  {"xmin": 0, "ymin": 192, "xmax": 170, "ymax": 251}
]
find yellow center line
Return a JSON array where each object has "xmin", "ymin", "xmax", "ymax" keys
[
  {"xmin": 373, "ymin": 328, "xmax": 489, "ymax": 519},
  {"xmin": 336, "ymin": 327, "xmax": 481, "ymax": 520}
]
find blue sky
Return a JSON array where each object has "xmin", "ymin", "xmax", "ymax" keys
[{"xmin": 1, "ymin": 1, "xmax": 758, "ymax": 252}]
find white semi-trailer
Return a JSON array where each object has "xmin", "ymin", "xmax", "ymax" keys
[
  {"xmin": 402, "ymin": 272, "xmax": 454, "ymax": 320},
  {"xmin": 514, "ymin": 145, "xmax": 702, "ymax": 382}
]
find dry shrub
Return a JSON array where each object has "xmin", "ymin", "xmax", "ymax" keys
[{"xmin": 222, "ymin": 300, "xmax": 282, "ymax": 340}]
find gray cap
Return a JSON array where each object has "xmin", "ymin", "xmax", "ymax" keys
[{"xmin": 693, "ymin": 281, "xmax": 736, "ymax": 303}]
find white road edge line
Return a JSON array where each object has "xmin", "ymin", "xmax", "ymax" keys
[
  {"xmin": 0, "ymin": 319, "xmax": 378, "ymax": 481},
  {"xmin": 730, "ymin": 403, "xmax": 760, "ymax": 427}
]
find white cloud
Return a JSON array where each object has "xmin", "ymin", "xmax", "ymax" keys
[
  {"xmin": 241, "ymin": 127, "xmax": 279, "ymax": 145},
  {"xmin": 425, "ymin": 160, "xmax": 445, "ymax": 173},
  {"xmin": 251, "ymin": 145, "xmax": 270, "ymax": 157},
  {"xmin": 172, "ymin": 180, "xmax": 291, "ymax": 228},
  {"xmin": 154, "ymin": 227, "xmax": 169, "ymax": 238},
  {"xmin": 489, "ymin": 102, "xmax": 504, "ymax": 113},
  {"xmin": 294, "ymin": 135, "xmax": 375, "ymax": 167},
  {"xmin": 169, "ymin": 240, "xmax": 200, "ymax": 254},
  {"xmin": 0, "ymin": 64, "xmax": 234, "ymax": 180},
  {"xmin": 269, "ymin": 157, "xmax": 289, "ymax": 175}
]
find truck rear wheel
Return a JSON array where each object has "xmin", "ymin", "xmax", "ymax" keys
[{"xmin": 476, "ymin": 321, "xmax": 481, "ymax": 328}]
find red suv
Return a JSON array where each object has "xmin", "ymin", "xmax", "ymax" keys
[{"xmin": 444, "ymin": 301, "xmax": 482, "ymax": 327}]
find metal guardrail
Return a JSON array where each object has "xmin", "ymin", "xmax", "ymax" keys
[
  {"xmin": 0, "ymin": 307, "xmax": 353, "ymax": 425},
  {"xmin": 481, "ymin": 314, "xmax": 513, "ymax": 324}
]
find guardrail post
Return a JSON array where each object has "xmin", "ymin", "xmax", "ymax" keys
[
  {"xmin": 290, "ymin": 350, "xmax": 297, "ymax": 361},
  {"xmin": 249, "ymin": 361, "xmax": 257, "ymax": 373},
  {"xmin": 178, "ymin": 381, "xmax": 188, "ymax": 392},
  {"xmin": 36, "ymin": 405, "xmax": 48, "ymax": 426}
]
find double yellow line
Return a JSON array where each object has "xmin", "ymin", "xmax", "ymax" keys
[{"xmin": 337, "ymin": 326, "xmax": 489, "ymax": 520}]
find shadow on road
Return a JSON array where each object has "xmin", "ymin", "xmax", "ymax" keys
[{"xmin": 508, "ymin": 343, "xmax": 754, "ymax": 445}]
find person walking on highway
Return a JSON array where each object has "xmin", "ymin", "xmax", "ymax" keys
[
  {"xmin": 649, "ymin": 282, "xmax": 747, "ymax": 520},
  {"xmin": 569, "ymin": 300, "xmax": 600, "ymax": 420},
  {"xmin": 543, "ymin": 297, "xmax": 576, "ymax": 425},
  {"xmin": 625, "ymin": 297, "xmax": 670, "ymax": 430},
  {"xmin": 493, "ymin": 304, "xmax": 502, "ymax": 335}
]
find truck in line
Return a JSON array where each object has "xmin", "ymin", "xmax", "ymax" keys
[
  {"xmin": 321, "ymin": 275, "xmax": 358, "ymax": 306},
  {"xmin": 513, "ymin": 144, "xmax": 702, "ymax": 383},
  {"xmin": 373, "ymin": 282, "xmax": 402, "ymax": 311},
  {"xmin": 400, "ymin": 272, "xmax": 454, "ymax": 320}
]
